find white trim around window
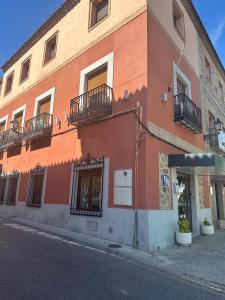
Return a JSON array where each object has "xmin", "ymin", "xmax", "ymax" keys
[
  {"xmin": 12, "ymin": 104, "xmax": 26, "ymax": 128},
  {"xmin": 173, "ymin": 62, "xmax": 192, "ymax": 98},
  {"xmin": 33, "ymin": 87, "xmax": 56, "ymax": 117},
  {"xmin": 79, "ymin": 52, "xmax": 114, "ymax": 95},
  {"xmin": 0, "ymin": 115, "xmax": 8, "ymax": 131}
]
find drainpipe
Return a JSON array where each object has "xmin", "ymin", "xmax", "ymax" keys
[{"xmin": 133, "ymin": 101, "xmax": 142, "ymax": 249}]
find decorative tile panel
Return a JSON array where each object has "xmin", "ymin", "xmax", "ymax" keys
[
  {"xmin": 198, "ymin": 176, "xmax": 204, "ymax": 209},
  {"xmin": 159, "ymin": 153, "xmax": 172, "ymax": 209}
]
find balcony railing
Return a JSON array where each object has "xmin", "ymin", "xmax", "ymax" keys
[
  {"xmin": 174, "ymin": 94, "xmax": 202, "ymax": 133},
  {"xmin": 23, "ymin": 112, "xmax": 52, "ymax": 141},
  {"xmin": 209, "ymin": 129, "xmax": 225, "ymax": 152},
  {"xmin": 0, "ymin": 128, "xmax": 22, "ymax": 150},
  {"xmin": 69, "ymin": 84, "xmax": 113, "ymax": 125},
  {"xmin": 208, "ymin": 128, "xmax": 219, "ymax": 150}
]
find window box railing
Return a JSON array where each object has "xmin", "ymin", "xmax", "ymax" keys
[
  {"xmin": 0, "ymin": 128, "xmax": 22, "ymax": 150},
  {"xmin": 69, "ymin": 84, "xmax": 113, "ymax": 125},
  {"xmin": 174, "ymin": 94, "xmax": 202, "ymax": 133},
  {"xmin": 23, "ymin": 112, "xmax": 52, "ymax": 141}
]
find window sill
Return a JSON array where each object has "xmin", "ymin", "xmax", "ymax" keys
[
  {"xmin": 42, "ymin": 55, "xmax": 56, "ymax": 68},
  {"xmin": 4, "ymin": 90, "xmax": 12, "ymax": 97},
  {"xmin": 19, "ymin": 76, "xmax": 29, "ymax": 86},
  {"xmin": 88, "ymin": 14, "xmax": 110, "ymax": 32},
  {"xmin": 70, "ymin": 209, "xmax": 102, "ymax": 217},
  {"xmin": 26, "ymin": 203, "xmax": 41, "ymax": 208},
  {"xmin": 173, "ymin": 25, "xmax": 185, "ymax": 42}
]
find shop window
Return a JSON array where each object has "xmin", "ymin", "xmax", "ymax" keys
[
  {"xmin": 219, "ymin": 81, "xmax": 224, "ymax": 100},
  {"xmin": 26, "ymin": 167, "xmax": 45, "ymax": 208},
  {"xmin": 0, "ymin": 177, "xmax": 7, "ymax": 204},
  {"xmin": 5, "ymin": 175, "xmax": 19, "ymax": 205},
  {"xmin": 173, "ymin": 1, "xmax": 185, "ymax": 39},
  {"xmin": 70, "ymin": 156, "xmax": 104, "ymax": 217},
  {"xmin": 20, "ymin": 57, "xmax": 31, "ymax": 83},
  {"xmin": 43, "ymin": 33, "xmax": 58, "ymax": 65},
  {"xmin": 89, "ymin": 0, "xmax": 109, "ymax": 28},
  {"xmin": 4, "ymin": 72, "xmax": 14, "ymax": 95},
  {"xmin": 205, "ymin": 57, "xmax": 211, "ymax": 80}
]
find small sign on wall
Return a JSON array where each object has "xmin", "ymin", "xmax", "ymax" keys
[{"xmin": 161, "ymin": 173, "xmax": 169, "ymax": 187}]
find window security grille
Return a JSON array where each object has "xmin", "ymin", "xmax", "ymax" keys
[{"xmin": 70, "ymin": 155, "xmax": 104, "ymax": 217}]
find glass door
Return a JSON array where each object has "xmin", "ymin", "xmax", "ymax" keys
[{"xmin": 177, "ymin": 173, "xmax": 192, "ymax": 230}]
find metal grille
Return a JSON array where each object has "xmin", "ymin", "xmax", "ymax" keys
[
  {"xmin": 69, "ymin": 84, "xmax": 113, "ymax": 125},
  {"xmin": 0, "ymin": 128, "xmax": 22, "ymax": 150},
  {"xmin": 208, "ymin": 128, "xmax": 219, "ymax": 150},
  {"xmin": 174, "ymin": 94, "xmax": 202, "ymax": 133},
  {"xmin": 26, "ymin": 166, "xmax": 45, "ymax": 208},
  {"xmin": 23, "ymin": 113, "xmax": 52, "ymax": 141},
  {"xmin": 70, "ymin": 156, "xmax": 104, "ymax": 217}
]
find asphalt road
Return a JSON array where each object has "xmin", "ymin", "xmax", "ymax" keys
[{"xmin": 0, "ymin": 218, "xmax": 224, "ymax": 300}]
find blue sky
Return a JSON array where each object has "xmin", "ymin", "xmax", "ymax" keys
[
  {"xmin": 0, "ymin": 1, "xmax": 224, "ymax": 77},
  {"xmin": 193, "ymin": 0, "xmax": 225, "ymax": 67},
  {"xmin": 0, "ymin": 0, "xmax": 63, "ymax": 76}
]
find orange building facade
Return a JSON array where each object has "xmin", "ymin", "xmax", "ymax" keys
[{"xmin": 0, "ymin": 0, "xmax": 223, "ymax": 251}]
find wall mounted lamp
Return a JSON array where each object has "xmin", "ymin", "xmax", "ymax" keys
[{"xmin": 204, "ymin": 118, "xmax": 223, "ymax": 141}]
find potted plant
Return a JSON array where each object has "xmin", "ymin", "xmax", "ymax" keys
[
  {"xmin": 176, "ymin": 217, "xmax": 192, "ymax": 246},
  {"xmin": 201, "ymin": 218, "xmax": 214, "ymax": 236}
]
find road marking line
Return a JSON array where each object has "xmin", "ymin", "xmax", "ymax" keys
[
  {"xmin": 37, "ymin": 232, "xmax": 62, "ymax": 240},
  {"xmin": 61, "ymin": 240, "xmax": 81, "ymax": 246},
  {"xmin": 84, "ymin": 246, "xmax": 107, "ymax": 254},
  {"xmin": 3, "ymin": 222, "xmax": 108, "ymax": 255}
]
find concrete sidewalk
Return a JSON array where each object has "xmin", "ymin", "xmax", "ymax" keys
[{"xmin": 2, "ymin": 215, "xmax": 225, "ymax": 294}]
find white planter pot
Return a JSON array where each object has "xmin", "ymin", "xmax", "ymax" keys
[
  {"xmin": 201, "ymin": 225, "xmax": 214, "ymax": 236},
  {"xmin": 176, "ymin": 231, "xmax": 192, "ymax": 246}
]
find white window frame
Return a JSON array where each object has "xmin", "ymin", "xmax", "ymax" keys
[
  {"xmin": 79, "ymin": 52, "xmax": 114, "ymax": 96},
  {"xmin": 0, "ymin": 115, "xmax": 8, "ymax": 131},
  {"xmin": 33, "ymin": 87, "xmax": 55, "ymax": 118},
  {"xmin": 12, "ymin": 104, "xmax": 26, "ymax": 129},
  {"xmin": 173, "ymin": 62, "xmax": 192, "ymax": 98}
]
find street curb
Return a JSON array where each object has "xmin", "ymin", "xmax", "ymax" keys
[{"xmin": 1, "ymin": 216, "xmax": 225, "ymax": 295}]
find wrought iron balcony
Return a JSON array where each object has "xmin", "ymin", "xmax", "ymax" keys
[
  {"xmin": 0, "ymin": 128, "xmax": 22, "ymax": 150},
  {"xmin": 208, "ymin": 129, "xmax": 225, "ymax": 152},
  {"xmin": 69, "ymin": 84, "xmax": 113, "ymax": 125},
  {"xmin": 23, "ymin": 112, "xmax": 52, "ymax": 141},
  {"xmin": 174, "ymin": 94, "xmax": 202, "ymax": 133}
]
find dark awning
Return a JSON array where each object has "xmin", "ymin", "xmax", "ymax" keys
[{"xmin": 168, "ymin": 153, "xmax": 225, "ymax": 176}]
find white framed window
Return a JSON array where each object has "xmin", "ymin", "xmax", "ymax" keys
[
  {"xmin": 173, "ymin": 63, "xmax": 192, "ymax": 98},
  {"xmin": 33, "ymin": 87, "xmax": 55, "ymax": 117},
  {"xmin": 0, "ymin": 115, "xmax": 8, "ymax": 132},
  {"xmin": 12, "ymin": 104, "xmax": 26, "ymax": 129},
  {"xmin": 79, "ymin": 52, "xmax": 114, "ymax": 95}
]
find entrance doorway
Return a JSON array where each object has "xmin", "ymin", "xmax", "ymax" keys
[{"xmin": 177, "ymin": 173, "xmax": 192, "ymax": 230}]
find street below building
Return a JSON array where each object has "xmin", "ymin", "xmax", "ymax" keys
[{"xmin": 0, "ymin": 218, "xmax": 224, "ymax": 300}]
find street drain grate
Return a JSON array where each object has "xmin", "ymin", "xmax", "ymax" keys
[{"xmin": 108, "ymin": 244, "xmax": 122, "ymax": 249}]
